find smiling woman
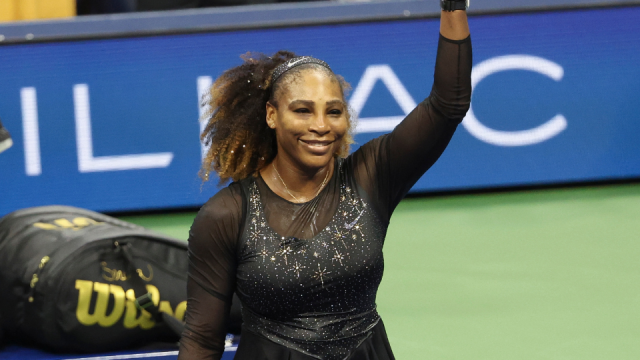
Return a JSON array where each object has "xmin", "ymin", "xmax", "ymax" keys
[
  {"xmin": 199, "ymin": 51, "xmax": 354, "ymax": 189},
  {"xmin": 181, "ymin": 5, "xmax": 471, "ymax": 360},
  {"xmin": 263, "ymin": 57, "xmax": 352, "ymax": 202}
]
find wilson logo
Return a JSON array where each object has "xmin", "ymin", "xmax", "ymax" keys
[{"xmin": 75, "ymin": 280, "xmax": 186, "ymax": 329}]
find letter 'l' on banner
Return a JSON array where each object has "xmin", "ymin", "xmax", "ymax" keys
[{"xmin": 73, "ymin": 84, "xmax": 174, "ymax": 173}]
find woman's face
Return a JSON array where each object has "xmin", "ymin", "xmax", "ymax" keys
[{"xmin": 266, "ymin": 68, "xmax": 348, "ymax": 172}]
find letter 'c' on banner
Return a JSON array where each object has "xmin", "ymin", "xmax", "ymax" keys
[{"xmin": 462, "ymin": 55, "xmax": 568, "ymax": 147}]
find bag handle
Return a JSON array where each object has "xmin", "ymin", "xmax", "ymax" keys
[{"xmin": 115, "ymin": 241, "xmax": 185, "ymax": 338}]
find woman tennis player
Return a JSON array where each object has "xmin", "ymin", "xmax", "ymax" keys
[{"xmin": 179, "ymin": 2, "xmax": 471, "ymax": 359}]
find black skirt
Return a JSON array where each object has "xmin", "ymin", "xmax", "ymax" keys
[{"xmin": 234, "ymin": 320, "xmax": 395, "ymax": 360}]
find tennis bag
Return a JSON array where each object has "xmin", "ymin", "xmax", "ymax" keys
[{"xmin": 0, "ymin": 205, "xmax": 188, "ymax": 352}]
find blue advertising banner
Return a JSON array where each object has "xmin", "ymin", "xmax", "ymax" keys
[{"xmin": 1, "ymin": 6, "xmax": 639, "ymax": 216}]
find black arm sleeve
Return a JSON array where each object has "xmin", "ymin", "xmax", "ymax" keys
[
  {"xmin": 178, "ymin": 184, "xmax": 243, "ymax": 360},
  {"xmin": 352, "ymin": 34, "xmax": 472, "ymax": 221}
]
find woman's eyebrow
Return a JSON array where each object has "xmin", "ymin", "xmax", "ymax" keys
[
  {"xmin": 326, "ymin": 100, "xmax": 346, "ymax": 107},
  {"xmin": 289, "ymin": 100, "xmax": 314, "ymax": 107},
  {"xmin": 288, "ymin": 99, "xmax": 345, "ymax": 108}
]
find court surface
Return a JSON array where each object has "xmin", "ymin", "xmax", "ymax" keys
[{"xmin": 4, "ymin": 183, "xmax": 639, "ymax": 359}]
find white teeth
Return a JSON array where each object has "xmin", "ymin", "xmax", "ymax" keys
[{"xmin": 302, "ymin": 141, "xmax": 329, "ymax": 147}]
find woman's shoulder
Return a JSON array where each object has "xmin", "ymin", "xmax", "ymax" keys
[
  {"xmin": 344, "ymin": 134, "xmax": 389, "ymax": 166},
  {"xmin": 197, "ymin": 181, "xmax": 245, "ymax": 224}
]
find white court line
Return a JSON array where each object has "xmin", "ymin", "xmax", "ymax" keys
[{"xmin": 62, "ymin": 347, "xmax": 237, "ymax": 360}]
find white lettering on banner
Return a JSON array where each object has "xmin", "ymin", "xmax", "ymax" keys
[
  {"xmin": 462, "ymin": 55, "xmax": 568, "ymax": 146},
  {"xmin": 73, "ymin": 84, "xmax": 174, "ymax": 172},
  {"xmin": 20, "ymin": 87, "xmax": 42, "ymax": 176},
  {"xmin": 349, "ymin": 65, "xmax": 417, "ymax": 134},
  {"xmin": 197, "ymin": 76, "xmax": 213, "ymax": 160}
]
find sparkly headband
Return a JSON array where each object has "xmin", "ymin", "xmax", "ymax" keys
[{"xmin": 270, "ymin": 56, "xmax": 332, "ymax": 85}]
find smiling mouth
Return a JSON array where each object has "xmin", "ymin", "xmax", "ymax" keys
[{"xmin": 300, "ymin": 140, "xmax": 333, "ymax": 147}]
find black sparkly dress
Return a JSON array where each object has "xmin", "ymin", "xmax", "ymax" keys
[{"xmin": 178, "ymin": 34, "xmax": 472, "ymax": 360}]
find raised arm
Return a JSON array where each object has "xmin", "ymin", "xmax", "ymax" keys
[
  {"xmin": 178, "ymin": 187, "xmax": 243, "ymax": 360},
  {"xmin": 352, "ymin": 8, "xmax": 472, "ymax": 221}
]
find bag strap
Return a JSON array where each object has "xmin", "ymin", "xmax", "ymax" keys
[{"xmin": 115, "ymin": 241, "xmax": 185, "ymax": 338}]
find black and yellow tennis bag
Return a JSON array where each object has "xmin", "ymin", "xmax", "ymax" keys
[{"xmin": 0, "ymin": 206, "xmax": 188, "ymax": 352}]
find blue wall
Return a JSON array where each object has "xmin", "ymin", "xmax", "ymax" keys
[{"xmin": 1, "ymin": 6, "xmax": 639, "ymax": 215}]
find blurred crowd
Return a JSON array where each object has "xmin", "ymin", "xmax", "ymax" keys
[{"xmin": 77, "ymin": 0, "xmax": 323, "ymax": 14}]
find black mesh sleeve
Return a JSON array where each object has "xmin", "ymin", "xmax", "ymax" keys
[
  {"xmin": 178, "ymin": 184, "xmax": 244, "ymax": 360},
  {"xmin": 352, "ymin": 34, "xmax": 472, "ymax": 221}
]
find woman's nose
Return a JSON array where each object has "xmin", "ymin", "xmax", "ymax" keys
[{"xmin": 310, "ymin": 115, "xmax": 330, "ymax": 134}]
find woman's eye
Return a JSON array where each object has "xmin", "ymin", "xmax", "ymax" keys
[
  {"xmin": 328, "ymin": 109, "xmax": 343, "ymax": 115},
  {"xmin": 294, "ymin": 108, "xmax": 310, "ymax": 113}
]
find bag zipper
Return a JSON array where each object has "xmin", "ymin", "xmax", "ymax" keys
[
  {"xmin": 26, "ymin": 237, "xmax": 112, "ymax": 310},
  {"xmin": 27, "ymin": 255, "xmax": 50, "ymax": 303}
]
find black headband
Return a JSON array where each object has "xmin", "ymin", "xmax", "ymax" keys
[{"xmin": 270, "ymin": 56, "xmax": 332, "ymax": 85}]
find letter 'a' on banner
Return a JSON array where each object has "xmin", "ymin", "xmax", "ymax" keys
[{"xmin": 349, "ymin": 65, "xmax": 417, "ymax": 134}]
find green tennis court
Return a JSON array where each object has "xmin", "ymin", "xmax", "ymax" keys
[{"xmin": 121, "ymin": 183, "xmax": 640, "ymax": 360}]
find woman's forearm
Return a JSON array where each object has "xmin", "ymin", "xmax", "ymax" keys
[{"xmin": 440, "ymin": 9, "xmax": 470, "ymax": 40}]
